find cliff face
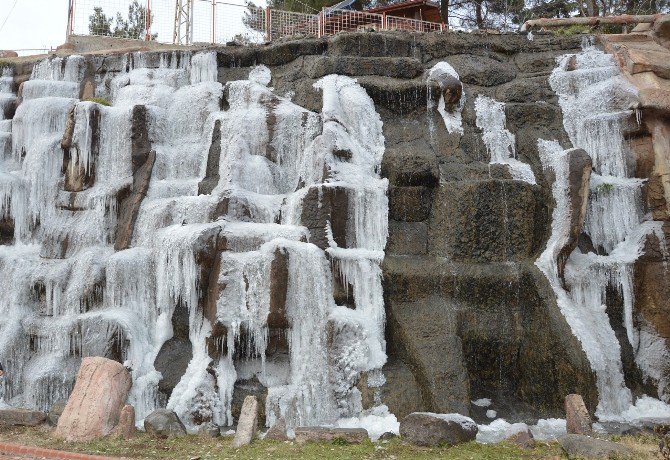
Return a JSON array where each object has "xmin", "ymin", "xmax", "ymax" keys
[{"xmin": 1, "ymin": 30, "xmax": 669, "ymax": 429}]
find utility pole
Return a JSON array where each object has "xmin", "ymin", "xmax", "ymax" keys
[{"xmin": 174, "ymin": 0, "xmax": 194, "ymax": 45}]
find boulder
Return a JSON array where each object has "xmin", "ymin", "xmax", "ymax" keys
[
  {"xmin": 505, "ymin": 424, "xmax": 535, "ymax": 449},
  {"xmin": 565, "ymin": 394, "xmax": 592, "ymax": 435},
  {"xmin": 111, "ymin": 405, "xmax": 136, "ymax": 439},
  {"xmin": 232, "ymin": 395, "xmax": 258, "ymax": 448},
  {"xmin": 55, "ymin": 357, "xmax": 132, "ymax": 442},
  {"xmin": 558, "ymin": 434, "xmax": 635, "ymax": 459},
  {"xmin": 399, "ymin": 412, "xmax": 478, "ymax": 447},
  {"xmin": 265, "ymin": 417, "xmax": 288, "ymax": 441},
  {"xmin": 144, "ymin": 409, "xmax": 187, "ymax": 438},
  {"xmin": 294, "ymin": 427, "xmax": 369, "ymax": 444},
  {"xmin": 47, "ymin": 400, "xmax": 67, "ymax": 426},
  {"xmin": 0, "ymin": 409, "xmax": 46, "ymax": 427},
  {"xmin": 557, "ymin": 149, "xmax": 592, "ymax": 288}
]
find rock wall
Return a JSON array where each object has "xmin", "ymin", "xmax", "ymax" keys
[{"xmin": 2, "ymin": 29, "xmax": 670, "ymax": 427}]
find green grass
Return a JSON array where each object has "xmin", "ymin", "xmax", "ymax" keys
[
  {"xmin": 595, "ymin": 182, "xmax": 615, "ymax": 193},
  {"xmin": 85, "ymin": 97, "xmax": 112, "ymax": 106},
  {"xmin": 0, "ymin": 425, "xmax": 662, "ymax": 460}
]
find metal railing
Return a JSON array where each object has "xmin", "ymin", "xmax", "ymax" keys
[{"xmin": 67, "ymin": 0, "xmax": 446, "ymax": 46}]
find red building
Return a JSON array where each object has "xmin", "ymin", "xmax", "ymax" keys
[{"xmin": 366, "ymin": 0, "xmax": 443, "ymax": 24}]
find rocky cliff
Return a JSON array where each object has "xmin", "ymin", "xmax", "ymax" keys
[{"xmin": 1, "ymin": 29, "xmax": 670, "ymax": 431}]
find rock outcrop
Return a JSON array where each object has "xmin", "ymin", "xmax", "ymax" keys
[
  {"xmin": 144, "ymin": 409, "xmax": 187, "ymax": 438},
  {"xmin": 55, "ymin": 357, "xmax": 132, "ymax": 442},
  {"xmin": 399, "ymin": 412, "xmax": 478, "ymax": 447}
]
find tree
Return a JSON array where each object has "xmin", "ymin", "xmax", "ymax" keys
[{"xmin": 88, "ymin": 1, "xmax": 157, "ymax": 40}]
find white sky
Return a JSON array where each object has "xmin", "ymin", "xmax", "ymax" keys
[
  {"xmin": 0, "ymin": 0, "xmax": 69, "ymax": 53},
  {"xmin": 0, "ymin": 0, "xmax": 265, "ymax": 55}
]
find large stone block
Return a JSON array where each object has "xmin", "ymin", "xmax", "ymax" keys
[
  {"xmin": 428, "ymin": 180, "xmax": 547, "ymax": 262},
  {"xmin": 0, "ymin": 409, "xmax": 46, "ymax": 426},
  {"xmin": 307, "ymin": 56, "xmax": 423, "ymax": 79},
  {"xmin": 381, "ymin": 146, "xmax": 439, "ymax": 187},
  {"xmin": 442, "ymin": 54, "xmax": 517, "ymax": 87},
  {"xmin": 389, "ymin": 186, "xmax": 433, "ymax": 222},
  {"xmin": 386, "ymin": 221, "xmax": 428, "ymax": 256},
  {"xmin": 399, "ymin": 412, "xmax": 477, "ymax": 447},
  {"xmin": 55, "ymin": 357, "xmax": 132, "ymax": 441},
  {"xmin": 328, "ymin": 33, "xmax": 417, "ymax": 58},
  {"xmin": 294, "ymin": 427, "xmax": 369, "ymax": 444}
]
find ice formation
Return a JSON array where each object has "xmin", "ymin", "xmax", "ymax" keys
[
  {"xmin": 537, "ymin": 44, "xmax": 670, "ymax": 420},
  {"xmin": 426, "ymin": 62, "xmax": 464, "ymax": 135},
  {"xmin": 0, "ymin": 52, "xmax": 389, "ymax": 432},
  {"xmin": 475, "ymin": 95, "xmax": 536, "ymax": 184}
]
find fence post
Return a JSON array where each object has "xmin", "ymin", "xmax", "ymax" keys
[
  {"xmin": 266, "ymin": 7, "xmax": 272, "ymax": 42},
  {"xmin": 145, "ymin": 0, "xmax": 152, "ymax": 41},
  {"xmin": 66, "ymin": 0, "xmax": 75, "ymax": 39},
  {"xmin": 211, "ymin": 0, "xmax": 216, "ymax": 44},
  {"xmin": 318, "ymin": 8, "xmax": 324, "ymax": 38}
]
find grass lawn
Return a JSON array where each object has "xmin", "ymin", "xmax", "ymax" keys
[{"xmin": 0, "ymin": 425, "xmax": 663, "ymax": 459}]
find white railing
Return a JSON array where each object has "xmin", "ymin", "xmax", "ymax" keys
[{"xmin": 67, "ymin": 0, "xmax": 446, "ymax": 45}]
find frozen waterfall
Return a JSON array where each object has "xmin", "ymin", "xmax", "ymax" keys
[{"xmin": 0, "ymin": 52, "xmax": 389, "ymax": 431}]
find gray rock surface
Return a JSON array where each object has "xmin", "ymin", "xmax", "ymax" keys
[
  {"xmin": 294, "ymin": 427, "xmax": 369, "ymax": 444},
  {"xmin": 557, "ymin": 434, "xmax": 635, "ymax": 459},
  {"xmin": 265, "ymin": 417, "xmax": 288, "ymax": 441},
  {"xmin": 399, "ymin": 412, "xmax": 478, "ymax": 447},
  {"xmin": 144, "ymin": 409, "xmax": 187, "ymax": 438},
  {"xmin": 0, "ymin": 409, "xmax": 46, "ymax": 426}
]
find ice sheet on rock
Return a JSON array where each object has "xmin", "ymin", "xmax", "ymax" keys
[
  {"xmin": 221, "ymin": 221, "xmax": 307, "ymax": 252},
  {"xmin": 336, "ymin": 405, "xmax": 399, "ymax": 441},
  {"xmin": 426, "ymin": 61, "xmax": 464, "ymax": 135},
  {"xmin": 249, "ymin": 65, "xmax": 272, "ymax": 86},
  {"xmin": 190, "ymin": 52, "xmax": 218, "ymax": 84},
  {"xmin": 472, "ymin": 398, "xmax": 492, "ymax": 407},
  {"xmin": 475, "ymin": 95, "xmax": 536, "ymax": 184}
]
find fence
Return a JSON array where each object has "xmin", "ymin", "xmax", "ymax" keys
[{"xmin": 66, "ymin": 0, "xmax": 445, "ymax": 45}]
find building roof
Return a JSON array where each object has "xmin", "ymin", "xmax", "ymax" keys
[{"xmin": 366, "ymin": 0, "xmax": 441, "ymax": 14}]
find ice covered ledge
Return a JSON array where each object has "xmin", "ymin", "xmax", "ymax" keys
[{"xmin": 597, "ymin": 31, "xmax": 670, "ymax": 402}]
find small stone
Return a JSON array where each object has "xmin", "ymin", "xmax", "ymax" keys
[
  {"xmin": 0, "ymin": 409, "xmax": 46, "ymax": 427},
  {"xmin": 378, "ymin": 431, "xmax": 397, "ymax": 441},
  {"xmin": 111, "ymin": 405, "xmax": 136, "ymax": 439},
  {"xmin": 294, "ymin": 427, "xmax": 369, "ymax": 444},
  {"xmin": 507, "ymin": 426, "xmax": 535, "ymax": 449},
  {"xmin": 399, "ymin": 412, "xmax": 478, "ymax": 447},
  {"xmin": 265, "ymin": 417, "xmax": 288, "ymax": 441},
  {"xmin": 565, "ymin": 394, "xmax": 592, "ymax": 435},
  {"xmin": 47, "ymin": 400, "xmax": 67, "ymax": 426},
  {"xmin": 232, "ymin": 395, "xmax": 258, "ymax": 448},
  {"xmin": 144, "ymin": 409, "xmax": 187, "ymax": 438},
  {"xmin": 558, "ymin": 434, "xmax": 635, "ymax": 459}
]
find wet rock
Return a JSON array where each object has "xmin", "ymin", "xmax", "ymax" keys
[
  {"xmin": 0, "ymin": 409, "xmax": 46, "ymax": 426},
  {"xmin": 426, "ymin": 68, "xmax": 462, "ymax": 111},
  {"xmin": 55, "ymin": 357, "xmax": 132, "ymax": 441},
  {"xmin": 386, "ymin": 221, "xmax": 428, "ymax": 256},
  {"xmin": 381, "ymin": 146, "xmax": 439, "ymax": 188},
  {"xmin": 198, "ymin": 120, "xmax": 222, "ymax": 195},
  {"xmin": 144, "ymin": 409, "xmax": 187, "ymax": 438},
  {"xmin": 232, "ymin": 395, "xmax": 259, "ymax": 448},
  {"xmin": 557, "ymin": 149, "xmax": 592, "ymax": 288},
  {"xmin": 47, "ymin": 400, "xmax": 67, "ymax": 426},
  {"xmin": 328, "ymin": 33, "xmax": 417, "ymax": 58},
  {"xmin": 558, "ymin": 434, "xmax": 635, "ymax": 459},
  {"xmin": 111, "ymin": 405, "xmax": 136, "ymax": 439},
  {"xmin": 232, "ymin": 378, "xmax": 267, "ymax": 428},
  {"xmin": 399, "ymin": 412, "xmax": 478, "ymax": 447},
  {"xmin": 265, "ymin": 417, "xmax": 288, "ymax": 441},
  {"xmin": 155, "ymin": 337, "xmax": 192, "ymax": 400},
  {"xmin": 444, "ymin": 54, "xmax": 516, "ymax": 87},
  {"xmin": 565, "ymin": 394, "xmax": 592, "ymax": 435},
  {"xmin": 294, "ymin": 427, "xmax": 369, "ymax": 444},
  {"xmin": 300, "ymin": 185, "xmax": 349, "ymax": 249},
  {"xmin": 388, "ymin": 186, "xmax": 433, "ymax": 222},
  {"xmin": 308, "ymin": 56, "xmax": 423, "ymax": 79},
  {"xmin": 114, "ymin": 105, "xmax": 155, "ymax": 250},
  {"xmin": 380, "ymin": 358, "xmax": 425, "ymax": 419}
]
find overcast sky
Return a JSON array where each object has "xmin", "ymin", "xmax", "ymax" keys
[
  {"xmin": 0, "ymin": 0, "xmax": 69, "ymax": 53},
  {"xmin": 0, "ymin": 0, "xmax": 265, "ymax": 55}
]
